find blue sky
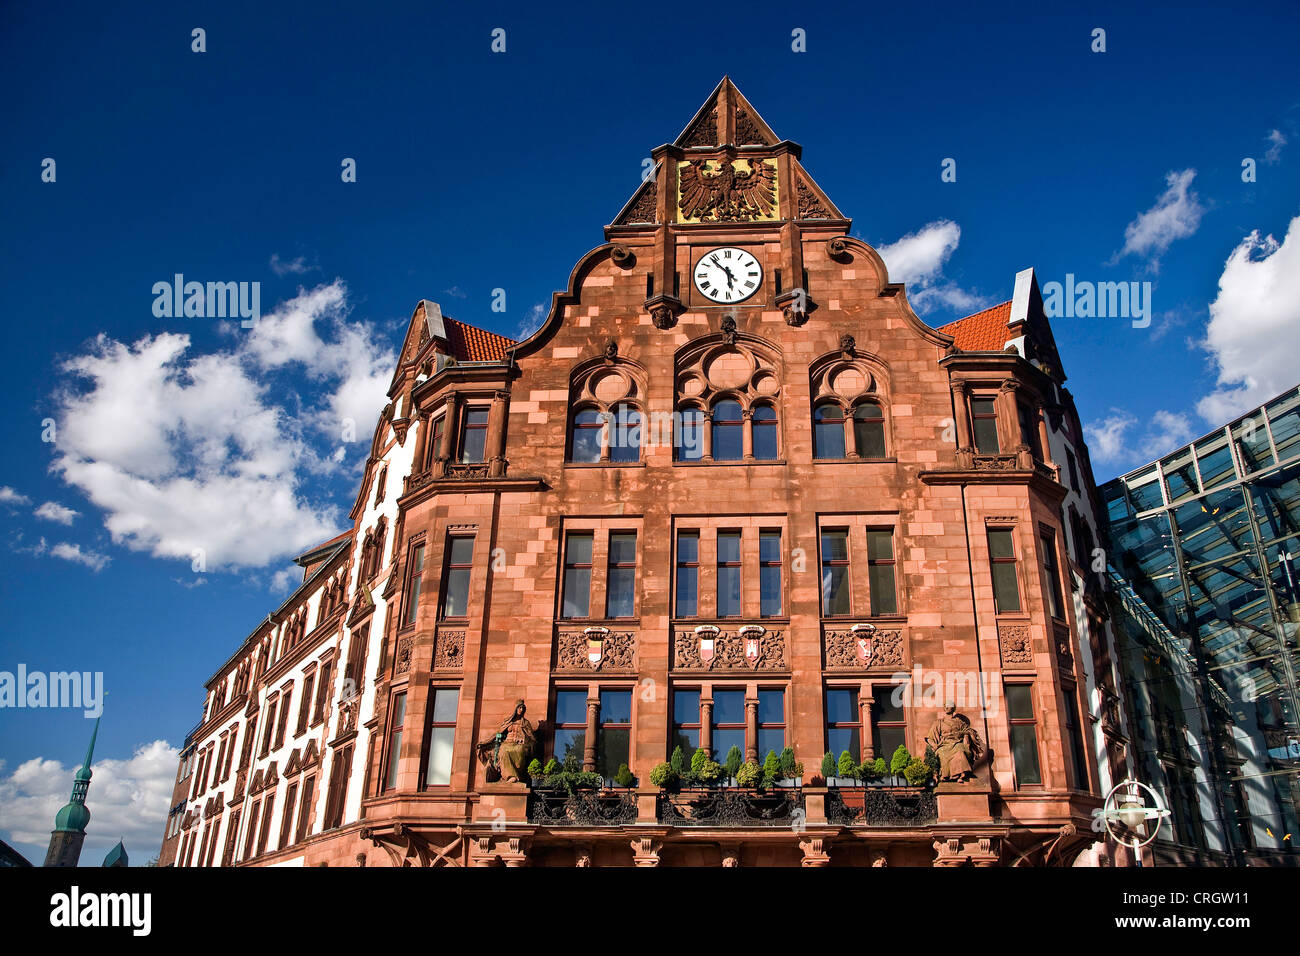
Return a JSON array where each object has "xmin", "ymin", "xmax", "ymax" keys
[{"xmin": 1, "ymin": 0, "xmax": 1298, "ymax": 863}]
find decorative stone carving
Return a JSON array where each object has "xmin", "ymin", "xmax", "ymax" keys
[
  {"xmin": 604, "ymin": 338, "xmax": 619, "ymax": 361},
  {"xmin": 475, "ymin": 700, "xmax": 535, "ymax": 783},
  {"xmin": 444, "ymin": 463, "xmax": 490, "ymax": 481},
  {"xmin": 827, "ymin": 236, "xmax": 850, "ymax": 261},
  {"xmin": 393, "ymin": 636, "xmax": 413, "ymax": 675},
  {"xmin": 824, "ymin": 627, "xmax": 903, "ymax": 669},
  {"xmin": 932, "ymin": 835, "xmax": 1001, "ymax": 867},
  {"xmin": 678, "ymin": 158, "xmax": 778, "ymax": 222},
  {"xmin": 682, "ymin": 109, "xmax": 717, "ymax": 147},
  {"xmin": 734, "ymin": 108, "xmax": 768, "ymax": 146},
  {"xmin": 434, "ymin": 630, "xmax": 464, "ymax": 670},
  {"xmin": 839, "ymin": 333, "xmax": 856, "ymax": 358},
  {"xmin": 799, "ymin": 837, "xmax": 831, "ymax": 867},
  {"xmin": 622, "ymin": 182, "xmax": 657, "ymax": 224},
  {"xmin": 973, "ymin": 455, "xmax": 1020, "ymax": 471},
  {"xmin": 673, "ymin": 628, "xmax": 786, "ymax": 670},
  {"xmin": 796, "ymin": 177, "xmax": 830, "ymax": 218},
  {"xmin": 998, "ymin": 624, "xmax": 1033, "ymax": 666},
  {"xmin": 630, "ymin": 837, "xmax": 662, "ymax": 867},
  {"xmin": 610, "ymin": 244, "xmax": 633, "ymax": 267},
  {"xmin": 556, "ymin": 630, "xmax": 635, "ymax": 671},
  {"xmin": 925, "ymin": 705, "xmax": 983, "ymax": 783}
]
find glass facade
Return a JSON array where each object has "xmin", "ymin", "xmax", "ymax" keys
[{"xmin": 1103, "ymin": 386, "xmax": 1300, "ymax": 864}]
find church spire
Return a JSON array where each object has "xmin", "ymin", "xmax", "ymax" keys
[{"xmin": 43, "ymin": 717, "xmax": 100, "ymax": 867}]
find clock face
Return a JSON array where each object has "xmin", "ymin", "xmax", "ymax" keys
[{"xmin": 694, "ymin": 247, "xmax": 763, "ymax": 304}]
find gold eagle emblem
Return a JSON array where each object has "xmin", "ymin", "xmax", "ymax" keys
[{"xmin": 678, "ymin": 158, "xmax": 778, "ymax": 222}]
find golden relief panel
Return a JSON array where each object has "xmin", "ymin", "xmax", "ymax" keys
[{"xmin": 676, "ymin": 157, "xmax": 780, "ymax": 224}]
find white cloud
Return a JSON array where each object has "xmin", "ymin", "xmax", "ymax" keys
[
  {"xmin": 34, "ymin": 501, "xmax": 79, "ymax": 525},
  {"xmin": 51, "ymin": 282, "xmax": 394, "ymax": 570},
  {"xmin": 0, "ymin": 739, "xmax": 179, "ymax": 867},
  {"xmin": 1117, "ymin": 169, "xmax": 1205, "ymax": 268},
  {"xmin": 269, "ymin": 566, "xmax": 300, "ymax": 594},
  {"xmin": 516, "ymin": 303, "xmax": 546, "ymax": 340},
  {"xmin": 1085, "ymin": 408, "xmax": 1195, "ymax": 469},
  {"xmin": 876, "ymin": 220, "xmax": 988, "ymax": 315},
  {"xmin": 0, "ymin": 487, "xmax": 31, "ymax": 506},
  {"xmin": 442, "ymin": 286, "xmax": 468, "ymax": 300},
  {"xmin": 269, "ymin": 253, "xmax": 316, "ymax": 277},
  {"xmin": 49, "ymin": 542, "xmax": 110, "ymax": 572},
  {"xmin": 1197, "ymin": 214, "xmax": 1300, "ymax": 424},
  {"xmin": 1264, "ymin": 129, "xmax": 1287, "ymax": 165}
]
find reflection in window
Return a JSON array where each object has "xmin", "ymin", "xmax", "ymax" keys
[
  {"xmin": 711, "ymin": 690, "xmax": 746, "ymax": 761},
  {"xmin": 867, "ymin": 530, "xmax": 897, "ymax": 615},
  {"xmin": 610, "ymin": 404, "xmax": 641, "ymax": 464},
  {"xmin": 757, "ymin": 689, "xmax": 785, "ymax": 758},
  {"xmin": 440, "ymin": 537, "xmax": 474, "ymax": 619},
  {"xmin": 459, "ymin": 407, "xmax": 489, "ymax": 463},
  {"xmin": 561, "ymin": 533, "xmax": 593, "ymax": 619},
  {"xmin": 814, "ymin": 404, "xmax": 846, "ymax": 459},
  {"xmin": 424, "ymin": 688, "xmax": 459, "ymax": 787},
  {"xmin": 711, "ymin": 400, "xmax": 743, "ymax": 461},
  {"xmin": 552, "ymin": 690, "xmax": 587, "ymax": 764},
  {"xmin": 672, "ymin": 689, "xmax": 700, "ymax": 761},
  {"xmin": 717, "ymin": 531, "xmax": 742, "ymax": 617},
  {"xmin": 821, "ymin": 529, "xmax": 851, "ymax": 615},
  {"xmin": 760, "ymin": 531, "xmax": 782, "ymax": 617},
  {"xmin": 569, "ymin": 408, "xmax": 604, "ymax": 463},
  {"xmin": 826, "ymin": 688, "xmax": 860, "ymax": 761},
  {"xmin": 853, "ymin": 402, "xmax": 886, "ymax": 458},
  {"xmin": 675, "ymin": 531, "xmax": 699, "ymax": 617},
  {"xmin": 605, "ymin": 532, "xmax": 637, "ymax": 618},
  {"xmin": 752, "ymin": 404, "xmax": 779, "ymax": 460},
  {"xmin": 597, "ymin": 689, "xmax": 632, "ymax": 783}
]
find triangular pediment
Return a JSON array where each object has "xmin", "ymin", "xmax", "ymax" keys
[{"xmin": 673, "ymin": 76, "xmax": 779, "ymax": 149}]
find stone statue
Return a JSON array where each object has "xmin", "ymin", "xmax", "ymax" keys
[
  {"xmin": 925, "ymin": 703, "xmax": 982, "ymax": 783},
  {"xmin": 476, "ymin": 699, "xmax": 535, "ymax": 783}
]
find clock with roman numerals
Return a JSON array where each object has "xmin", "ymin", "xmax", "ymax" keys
[{"xmin": 693, "ymin": 246, "xmax": 762, "ymax": 304}]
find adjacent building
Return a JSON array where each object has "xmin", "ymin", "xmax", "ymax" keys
[
  {"xmin": 160, "ymin": 79, "xmax": 1134, "ymax": 867},
  {"xmin": 1101, "ymin": 386, "xmax": 1300, "ymax": 865}
]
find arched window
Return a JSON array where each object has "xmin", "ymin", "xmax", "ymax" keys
[
  {"xmin": 676, "ymin": 407, "xmax": 705, "ymax": 462},
  {"xmin": 853, "ymin": 402, "xmax": 886, "ymax": 458},
  {"xmin": 711, "ymin": 400, "xmax": 743, "ymax": 461},
  {"xmin": 814, "ymin": 403, "xmax": 846, "ymax": 459},
  {"xmin": 610, "ymin": 404, "xmax": 642, "ymax": 464},
  {"xmin": 752, "ymin": 404, "xmax": 779, "ymax": 460},
  {"xmin": 570, "ymin": 408, "xmax": 604, "ymax": 463}
]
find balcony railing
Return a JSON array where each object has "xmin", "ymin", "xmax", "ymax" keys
[
  {"xmin": 825, "ymin": 786, "xmax": 937, "ymax": 826},
  {"xmin": 527, "ymin": 788, "xmax": 638, "ymax": 827},
  {"xmin": 657, "ymin": 788, "xmax": 804, "ymax": 827}
]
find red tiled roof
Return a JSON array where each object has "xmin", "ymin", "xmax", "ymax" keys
[
  {"xmin": 294, "ymin": 528, "xmax": 353, "ymax": 566},
  {"xmin": 443, "ymin": 316, "xmax": 516, "ymax": 363},
  {"xmin": 937, "ymin": 301, "xmax": 1013, "ymax": 351}
]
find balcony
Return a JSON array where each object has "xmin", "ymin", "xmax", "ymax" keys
[
  {"xmin": 657, "ymin": 788, "xmax": 804, "ymax": 827},
  {"xmin": 526, "ymin": 788, "xmax": 638, "ymax": 827},
  {"xmin": 825, "ymin": 786, "xmax": 937, "ymax": 826}
]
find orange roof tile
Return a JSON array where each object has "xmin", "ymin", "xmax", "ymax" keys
[
  {"xmin": 937, "ymin": 301, "xmax": 1013, "ymax": 351},
  {"xmin": 442, "ymin": 317, "xmax": 516, "ymax": 363}
]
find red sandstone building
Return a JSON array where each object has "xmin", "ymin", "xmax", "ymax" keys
[{"xmin": 160, "ymin": 79, "xmax": 1132, "ymax": 868}]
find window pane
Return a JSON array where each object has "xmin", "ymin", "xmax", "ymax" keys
[
  {"xmin": 821, "ymin": 530, "xmax": 850, "ymax": 615},
  {"xmin": 821, "ymin": 529, "xmax": 848, "ymax": 562},
  {"xmin": 827, "ymin": 727, "xmax": 860, "ymax": 758},
  {"xmin": 600, "ymin": 690, "xmax": 632, "ymax": 724},
  {"xmin": 874, "ymin": 691, "xmax": 903, "ymax": 724},
  {"xmin": 562, "ymin": 533, "xmax": 593, "ymax": 618},
  {"xmin": 425, "ymin": 727, "xmax": 455, "ymax": 786},
  {"xmin": 673, "ymin": 689, "xmax": 700, "ymax": 725},
  {"xmin": 555, "ymin": 690, "xmax": 588, "ymax": 725},
  {"xmin": 432, "ymin": 687, "xmax": 459, "ymax": 723},
  {"xmin": 854, "ymin": 403, "xmax": 886, "ymax": 458},
  {"xmin": 713, "ymin": 690, "xmax": 745, "ymax": 724},
  {"xmin": 553, "ymin": 729, "xmax": 585, "ymax": 763},
  {"xmin": 1005, "ymin": 685, "xmax": 1034, "ymax": 720},
  {"xmin": 610, "ymin": 405, "xmax": 641, "ymax": 463},
  {"xmin": 757, "ymin": 689, "xmax": 783, "ymax": 723},
  {"xmin": 442, "ymin": 569, "xmax": 470, "ymax": 617},
  {"xmin": 992, "ymin": 564, "xmax": 1020, "ymax": 612},
  {"xmin": 404, "ymin": 544, "xmax": 425, "ymax": 625},
  {"xmin": 676, "ymin": 569, "xmax": 698, "ymax": 617},
  {"xmin": 826, "ymin": 689, "xmax": 858, "ymax": 724},
  {"xmin": 752, "ymin": 405, "xmax": 778, "ymax": 460},
  {"xmin": 460, "ymin": 409, "xmax": 488, "ymax": 463},
  {"xmin": 757, "ymin": 728, "xmax": 784, "ymax": 758},
  {"xmin": 1010, "ymin": 726, "xmax": 1042, "ymax": 785},
  {"xmin": 385, "ymin": 693, "xmax": 406, "ymax": 790},
  {"xmin": 760, "ymin": 563, "xmax": 782, "ymax": 617},
  {"xmin": 676, "ymin": 408, "xmax": 704, "ymax": 462},
  {"xmin": 597, "ymin": 728, "xmax": 630, "ymax": 781},
  {"xmin": 718, "ymin": 532, "xmax": 741, "ymax": 617},
  {"xmin": 867, "ymin": 530, "xmax": 896, "ymax": 616},
  {"xmin": 971, "ymin": 397, "xmax": 999, "ymax": 454},
  {"xmin": 570, "ymin": 408, "xmax": 603, "ymax": 463},
  {"xmin": 712, "ymin": 728, "xmax": 745, "ymax": 761},
  {"xmin": 814, "ymin": 404, "xmax": 846, "ymax": 459},
  {"xmin": 876, "ymin": 725, "xmax": 905, "ymax": 761},
  {"xmin": 712, "ymin": 401, "xmax": 743, "ymax": 461},
  {"xmin": 606, "ymin": 532, "xmax": 637, "ymax": 618}
]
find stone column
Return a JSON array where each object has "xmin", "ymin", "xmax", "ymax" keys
[
  {"xmin": 434, "ymin": 392, "xmax": 456, "ymax": 477},
  {"xmin": 745, "ymin": 695, "xmax": 759, "ymax": 763},
  {"xmin": 950, "ymin": 381, "xmax": 973, "ymax": 468},
  {"xmin": 584, "ymin": 692, "xmax": 600, "ymax": 773},
  {"xmin": 487, "ymin": 389, "xmax": 509, "ymax": 478},
  {"xmin": 859, "ymin": 681, "xmax": 875, "ymax": 762},
  {"xmin": 701, "ymin": 407, "xmax": 714, "ymax": 461},
  {"xmin": 742, "ymin": 408, "xmax": 754, "ymax": 461},
  {"xmin": 699, "ymin": 694, "xmax": 714, "ymax": 758}
]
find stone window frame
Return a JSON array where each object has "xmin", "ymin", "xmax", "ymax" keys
[
  {"xmin": 808, "ymin": 352, "xmax": 893, "ymax": 462},
  {"xmin": 419, "ymin": 682, "xmax": 461, "ymax": 790},
  {"xmin": 673, "ymin": 335, "xmax": 785, "ymax": 466},
  {"xmin": 1004, "ymin": 680, "xmax": 1044, "ymax": 790},
  {"xmin": 399, "ymin": 534, "xmax": 427, "ymax": 630},
  {"xmin": 557, "ymin": 519, "xmax": 646, "ymax": 624},
  {"xmin": 565, "ymin": 354, "xmax": 650, "ymax": 467}
]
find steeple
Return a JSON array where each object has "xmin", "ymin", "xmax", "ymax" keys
[{"xmin": 43, "ymin": 717, "xmax": 99, "ymax": 867}]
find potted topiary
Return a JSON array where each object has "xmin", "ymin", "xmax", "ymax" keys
[
  {"xmin": 820, "ymin": 751, "xmax": 838, "ymax": 786},
  {"xmin": 889, "ymin": 744, "xmax": 912, "ymax": 787},
  {"xmin": 903, "ymin": 757, "xmax": 932, "ymax": 788},
  {"xmin": 778, "ymin": 747, "xmax": 803, "ymax": 787},
  {"xmin": 724, "ymin": 745, "xmax": 743, "ymax": 787},
  {"xmin": 761, "ymin": 750, "xmax": 782, "ymax": 789},
  {"xmin": 614, "ymin": 763, "xmax": 637, "ymax": 789},
  {"xmin": 736, "ymin": 759, "xmax": 762, "ymax": 789},
  {"xmin": 649, "ymin": 761, "xmax": 676, "ymax": 789},
  {"xmin": 526, "ymin": 758, "xmax": 543, "ymax": 785},
  {"xmin": 836, "ymin": 750, "xmax": 865, "ymax": 808}
]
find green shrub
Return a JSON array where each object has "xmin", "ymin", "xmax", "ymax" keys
[
  {"xmin": 820, "ymin": 752, "xmax": 837, "ymax": 782},
  {"xmin": 649, "ymin": 762, "xmax": 675, "ymax": 788},
  {"xmin": 526, "ymin": 758, "xmax": 543, "ymax": 779},
  {"xmin": 670, "ymin": 746, "xmax": 685, "ymax": 775},
  {"xmin": 903, "ymin": 758, "xmax": 932, "ymax": 787},
  {"xmin": 889, "ymin": 744, "xmax": 912, "ymax": 775},
  {"xmin": 543, "ymin": 757, "xmax": 559, "ymax": 776},
  {"xmin": 779, "ymin": 747, "xmax": 798, "ymax": 778},
  {"xmin": 696, "ymin": 758, "xmax": 723, "ymax": 784},
  {"xmin": 736, "ymin": 760, "xmax": 762, "ymax": 788},
  {"xmin": 872, "ymin": 757, "xmax": 888, "ymax": 778},
  {"xmin": 725, "ymin": 745, "xmax": 743, "ymax": 781},
  {"xmin": 924, "ymin": 745, "xmax": 941, "ymax": 777},
  {"xmin": 690, "ymin": 746, "xmax": 708, "ymax": 776},
  {"xmin": 859, "ymin": 758, "xmax": 881, "ymax": 781},
  {"xmin": 614, "ymin": 763, "xmax": 636, "ymax": 788},
  {"xmin": 762, "ymin": 750, "xmax": 782, "ymax": 788},
  {"xmin": 837, "ymin": 750, "xmax": 858, "ymax": 779}
]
